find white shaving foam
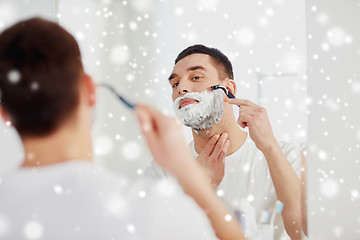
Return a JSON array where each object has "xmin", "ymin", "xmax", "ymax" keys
[{"xmin": 173, "ymin": 90, "xmax": 224, "ymax": 130}]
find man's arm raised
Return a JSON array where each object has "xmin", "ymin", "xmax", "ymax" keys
[
  {"xmin": 227, "ymin": 98, "xmax": 304, "ymax": 240},
  {"xmin": 135, "ymin": 104, "xmax": 246, "ymax": 240}
]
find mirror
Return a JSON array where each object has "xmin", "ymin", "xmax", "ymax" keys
[{"xmin": 0, "ymin": 0, "xmax": 309, "ymax": 239}]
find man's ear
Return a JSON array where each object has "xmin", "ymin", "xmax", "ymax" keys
[
  {"xmin": 224, "ymin": 78, "xmax": 236, "ymax": 96},
  {"xmin": 0, "ymin": 105, "xmax": 11, "ymax": 125},
  {"xmin": 81, "ymin": 73, "xmax": 96, "ymax": 106}
]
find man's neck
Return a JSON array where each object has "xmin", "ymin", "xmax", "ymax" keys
[
  {"xmin": 21, "ymin": 123, "xmax": 93, "ymax": 168},
  {"xmin": 192, "ymin": 116, "xmax": 247, "ymax": 156}
]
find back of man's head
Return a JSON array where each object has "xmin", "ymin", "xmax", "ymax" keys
[
  {"xmin": 175, "ymin": 44, "xmax": 234, "ymax": 80},
  {"xmin": 0, "ymin": 17, "xmax": 83, "ymax": 137}
]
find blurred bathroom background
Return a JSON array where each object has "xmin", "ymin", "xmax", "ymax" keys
[
  {"xmin": 0, "ymin": 0, "xmax": 307, "ymax": 178},
  {"xmin": 2, "ymin": 0, "xmax": 359, "ymax": 239}
]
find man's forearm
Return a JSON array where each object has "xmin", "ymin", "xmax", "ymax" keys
[
  {"xmin": 173, "ymin": 156, "xmax": 247, "ymax": 240},
  {"xmin": 262, "ymin": 143, "xmax": 303, "ymax": 240}
]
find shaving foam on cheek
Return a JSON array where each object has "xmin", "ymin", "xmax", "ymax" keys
[{"xmin": 173, "ymin": 90, "xmax": 224, "ymax": 131}]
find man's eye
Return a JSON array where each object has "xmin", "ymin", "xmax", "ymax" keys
[
  {"xmin": 191, "ymin": 76, "xmax": 201, "ymax": 80},
  {"xmin": 172, "ymin": 82, "xmax": 179, "ymax": 88}
]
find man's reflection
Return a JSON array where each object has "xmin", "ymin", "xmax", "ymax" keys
[{"xmin": 145, "ymin": 44, "xmax": 307, "ymax": 240}]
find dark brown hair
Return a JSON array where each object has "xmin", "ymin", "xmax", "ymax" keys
[
  {"xmin": 0, "ymin": 17, "xmax": 83, "ymax": 137},
  {"xmin": 175, "ymin": 44, "xmax": 234, "ymax": 80}
]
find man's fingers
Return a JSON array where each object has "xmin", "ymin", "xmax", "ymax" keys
[
  {"xmin": 202, "ymin": 134, "xmax": 220, "ymax": 156},
  {"xmin": 136, "ymin": 103, "xmax": 177, "ymax": 135},
  {"xmin": 238, "ymin": 112, "xmax": 252, "ymax": 128},
  {"xmin": 227, "ymin": 98, "xmax": 258, "ymax": 108},
  {"xmin": 239, "ymin": 106, "xmax": 258, "ymax": 117},
  {"xmin": 217, "ymin": 140, "xmax": 229, "ymax": 164},
  {"xmin": 211, "ymin": 133, "xmax": 228, "ymax": 159},
  {"xmin": 135, "ymin": 104, "xmax": 152, "ymax": 133},
  {"xmin": 135, "ymin": 105, "xmax": 158, "ymax": 151},
  {"xmin": 223, "ymin": 140, "xmax": 230, "ymax": 154}
]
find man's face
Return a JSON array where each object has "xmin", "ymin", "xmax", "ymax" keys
[{"xmin": 169, "ymin": 53, "xmax": 223, "ymax": 107}]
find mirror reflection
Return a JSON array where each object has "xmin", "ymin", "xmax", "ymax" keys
[{"xmin": 0, "ymin": 1, "xmax": 307, "ymax": 239}]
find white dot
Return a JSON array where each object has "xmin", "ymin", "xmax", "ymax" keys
[
  {"xmin": 333, "ymin": 226, "xmax": 342, "ymax": 237},
  {"xmin": 23, "ymin": 221, "xmax": 44, "ymax": 239},
  {"xmin": 156, "ymin": 180, "xmax": 176, "ymax": 196},
  {"xmin": 299, "ymin": 130, "xmax": 307, "ymax": 137},
  {"xmin": 247, "ymin": 194, "xmax": 255, "ymax": 202},
  {"xmin": 7, "ymin": 70, "xmax": 21, "ymax": 84},
  {"xmin": 284, "ymin": 99, "xmax": 292, "ymax": 106},
  {"xmin": 174, "ymin": 7, "xmax": 183, "ymax": 16},
  {"xmin": 105, "ymin": 196, "xmax": 129, "ymax": 217},
  {"xmin": 320, "ymin": 178, "xmax": 339, "ymax": 198},
  {"xmin": 351, "ymin": 189, "xmax": 359, "ymax": 199},
  {"xmin": 129, "ymin": 21, "xmax": 138, "ymax": 31},
  {"xmin": 31, "ymin": 82, "xmax": 39, "ymax": 91},
  {"xmin": 121, "ymin": 141, "xmax": 141, "ymax": 160},
  {"xmin": 317, "ymin": 13, "xmax": 329, "ymax": 25},
  {"xmin": 197, "ymin": 0, "xmax": 219, "ymax": 11},
  {"xmin": 217, "ymin": 189, "xmax": 224, "ymax": 197},
  {"xmin": 321, "ymin": 42, "xmax": 330, "ymax": 52},
  {"xmin": 94, "ymin": 135, "xmax": 114, "ymax": 156},
  {"xmin": 236, "ymin": 27, "xmax": 255, "ymax": 46},
  {"xmin": 130, "ymin": 0, "xmax": 152, "ymax": 12},
  {"xmin": 53, "ymin": 184, "xmax": 63, "ymax": 194},
  {"xmin": 265, "ymin": 8, "xmax": 274, "ymax": 16},
  {"xmin": 225, "ymin": 214, "xmax": 232, "ymax": 222},
  {"xmin": 318, "ymin": 150, "xmax": 328, "ymax": 161},
  {"xmin": 75, "ymin": 31, "xmax": 84, "ymax": 41},
  {"xmin": 110, "ymin": 45, "xmax": 130, "ymax": 65},
  {"xmin": 327, "ymin": 27, "xmax": 348, "ymax": 47},
  {"xmin": 351, "ymin": 82, "xmax": 360, "ymax": 93},
  {"xmin": 243, "ymin": 162, "xmax": 250, "ymax": 172},
  {"xmin": 126, "ymin": 73, "xmax": 135, "ymax": 82},
  {"xmin": 126, "ymin": 224, "xmax": 136, "ymax": 233},
  {"xmin": 345, "ymin": 35, "xmax": 353, "ymax": 44},
  {"xmin": 138, "ymin": 190, "xmax": 146, "ymax": 198}
]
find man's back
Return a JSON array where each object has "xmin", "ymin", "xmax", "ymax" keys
[{"xmin": 0, "ymin": 160, "xmax": 216, "ymax": 240}]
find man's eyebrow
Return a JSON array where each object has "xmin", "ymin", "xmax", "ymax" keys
[
  {"xmin": 187, "ymin": 65, "xmax": 206, "ymax": 72},
  {"xmin": 168, "ymin": 65, "xmax": 206, "ymax": 82},
  {"xmin": 168, "ymin": 73, "xmax": 177, "ymax": 81}
]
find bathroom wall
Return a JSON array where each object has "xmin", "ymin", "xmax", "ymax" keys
[
  {"xmin": 307, "ymin": 0, "xmax": 360, "ymax": 239},
  {"xmin": 0, "ymin": 0, "xmax": 307, "ymax": 179}
]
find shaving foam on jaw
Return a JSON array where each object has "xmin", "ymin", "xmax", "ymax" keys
[{"xmin": 173, "ymin": 90, "xmax": 224, "ymax": 131}]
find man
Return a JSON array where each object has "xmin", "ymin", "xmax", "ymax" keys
[
  {"xmin": 0, "ymin": 19, "xmax": 246, "ymax": 240},
  {"xmin": 146, "ymin": 44, "xmax": 307, "ymax": 239}
]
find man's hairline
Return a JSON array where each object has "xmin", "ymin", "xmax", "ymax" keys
[{"xmin": 169, "ymin": 53, "xmax": 229, "ymax": 82}]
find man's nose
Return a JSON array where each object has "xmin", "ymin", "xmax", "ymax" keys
[
  {"xmin": 179, "ymin": 89, "xmax": 188, "ymax": 94},
  {"xmin": 178, "ymin": 81, "xmax": 190, "ymax": 95}
]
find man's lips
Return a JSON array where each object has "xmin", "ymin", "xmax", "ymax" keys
[{"xmin": 179, "ymin": 98, "xmax": 199, "ymax": 109}]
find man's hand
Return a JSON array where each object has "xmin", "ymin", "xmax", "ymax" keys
[
  {"xmin": 227, "ymin": 98, "xmax": 277, "ymax": 153},
  {"xmin": 197, "ymin": 133, "xmax": 230, "ymax": 189},
  {"xmin": 135, "ymin": 104, "xmax": 193, "ymax": 174},
  {"xmin": 136, "ymin": 104, "xmax": 247, "ymax": 240}
]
